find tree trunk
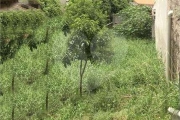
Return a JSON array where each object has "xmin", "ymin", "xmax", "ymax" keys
[{"xmin": 79, "ymin": 59, "xmax": 87, "ymax": 96}]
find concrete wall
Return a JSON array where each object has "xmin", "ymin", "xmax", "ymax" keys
[
  {"xmin": 155, "ymin": 0, "xmax": 180, "ymax": 79},
  {"xmin": 154, "ymin": 0, "xmax": 169, "ymax": 63}
]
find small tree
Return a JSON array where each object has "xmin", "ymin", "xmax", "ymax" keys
[{"xmin": 64, "ymin": 0, "xmax": 112, "ymax": 96}]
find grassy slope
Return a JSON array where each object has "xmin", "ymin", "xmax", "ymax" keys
[{"xmin": 0, "ymin": 33, "xmax": 179, "ymax": 120}]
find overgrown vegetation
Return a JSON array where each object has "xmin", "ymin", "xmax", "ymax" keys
[
  {"xmin": 0, "ymin": 31, "xmax": 178, "ymax": 119},
  {"xmin": 0, "ymin": 1, "xmax": 179, "ymax": 120},
  {"xmin": 115, "ymin": 5, "xmax": 152, "ymax": 38}
]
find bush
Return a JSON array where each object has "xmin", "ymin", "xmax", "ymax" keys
[
  {"xmin": 114, "ymin": 5, "xmax": 152, "ymax": 38},
  {"xmin": 0, "ymin": 10, "xmax": 46, "ymax": 62},
  {"xmin": 0, "ymin": 10, "xmax": 45, "ymax": 35},
  {"xmin": 96, "ymin": 0, "xmax": 129, "ymax": 22},
  {"xmin": 38, "ymin": 0, "xmax": 62, "ymax": 17}
]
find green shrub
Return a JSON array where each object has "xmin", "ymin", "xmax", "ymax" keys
[
  {"xmin": 37, "ymin": 0, "xmax": 62, "ymax": 17},
  {"xmin": 96, "ymin": 0, "xmax": 129, "ymax": 22},
  {"xmin": 0, "ymin": 10, "xmax": 45, "ymax": 34},
  {"xmin": 0, "ymin": 10, "xmax": 46, "ymax": 62},
  {"xmin": 114, "ymin": 5, "xmax": 152, "ymax": 38}
]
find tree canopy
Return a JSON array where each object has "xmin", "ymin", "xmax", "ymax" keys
[
  {"xmin": 65, "ymin": 0, "xmax": 107, "ymax": 37},
  {"xmin": 64, "ymin": 0, "xmax": 112, "ymax": 62}
]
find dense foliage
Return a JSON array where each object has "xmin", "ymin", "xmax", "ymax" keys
[
  {"xmin": 0, "ymin": 10, "xmax": 45, "ymax": 37},
  {"xmin": 0, "ymin": 10, "xmax": 45, "ymax": 62},
  {"xmin": 115, "ymin": 5, "xmax": 152, "ymax": 38},
  {"xmin": 64, "ymin": 0, "xmax": 111, "ymax": 62},
  {"xmin": 65, "ymin": 0, "xmax": 107, "ymax": 31},
  {"xmin": 37, "ymin": 0, "xmax": 62, "ymax": 17},
  {"xmin": 0, "ymin": 1, "xmax": 179, "ymax": 119},
  {"xmin": 97, "ymin": 0, "xmax": 129, "ymax": 22}
]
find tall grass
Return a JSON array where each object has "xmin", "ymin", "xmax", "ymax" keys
[{"xmin": 0, "ymin": 30, "xmax": 179, "ymax": 119}]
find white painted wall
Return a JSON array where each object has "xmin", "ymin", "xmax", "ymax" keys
[{"xmin": 154, "ymin": 0, "xmax": 169, "ymax": 63}]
